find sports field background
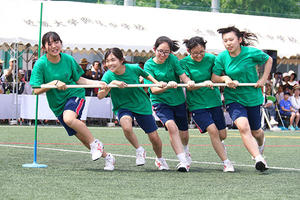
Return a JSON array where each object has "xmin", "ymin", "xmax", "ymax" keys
[{"xmin": 0, "ymin": 126, "xmax": 299, "ymax": 200}]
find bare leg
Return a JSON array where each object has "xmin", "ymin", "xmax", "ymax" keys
[
  {"xmin": 207, "ymin": 124, "xmax": 227, "ymax": 161},
  {"xmin": 235, "ymin": 117, "xmax": 260, "ymax": 158},
  {"xmin": 63, "ymin": 110, "xmax": 107, "ymax": 157},
  {"xmin": 165, "ymin": 120, "xmax": 184, "ymax": 155},
  {"xmin": 147, "ymin": 131, "xmax": 162, "ymax": 158},
  {"xmin": 119, "ymin": 116, "xmax": 140, "ymax": 149}
]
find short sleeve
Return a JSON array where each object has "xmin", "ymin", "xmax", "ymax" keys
[
  {"xmin": 29, "ymin": 60, "xmax": 44, "ymax": 88},
  {"xmin": 71, "ymin": 57, "xmax": 84, "ymax": 82},
  {"xmin": 212, "ymin": 56, "xmax": 225, "ymax": 76},
  {"xmin": 252, "ymin": 49, "xmax": 269, "ymax": 65}
]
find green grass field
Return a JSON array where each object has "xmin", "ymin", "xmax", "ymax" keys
[{"xmin": 0, "ymin": 126, "xmax": 300, "ymax": 200}]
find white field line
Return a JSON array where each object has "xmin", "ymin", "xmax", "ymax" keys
[{"xmin": 1, "ymin": 144, "xmax": 300, "ymax": 172}]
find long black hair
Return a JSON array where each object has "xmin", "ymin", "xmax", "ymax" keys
[
  {"xmin": 154, "ymin": 36, "xmax": 180, "ymax": 52},
  {"xmin": 217, "ymin": 26, "xmax": 257, "ymax": 46}
]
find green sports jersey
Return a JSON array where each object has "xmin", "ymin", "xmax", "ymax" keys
[
  {"xmin": 101, "ymin": 63, "xmax": 152, "ymax": 115},
  {"xmin": 213, "ymin": 46, "xmax": 269, "ymax": 106},
  {"xmin": 30, "ymin": 53, "xmax": 85, "ymax": 117},
  {"xmin": 144, "ymin": 53, "xmax": 186, "ymax": 106},
  {"xmin": 180, "ymin": 54, "xmax": 222, "ymax": 111}
]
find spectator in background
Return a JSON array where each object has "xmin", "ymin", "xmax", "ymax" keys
[
  {"xmin": 102, "ymin": 59, "xmax": 108, "ymax": 73},
  {"xmin": 282, "ymin": 72, "xmax": 291, "ymax": 88},
  {"xmin": 91, "ymin": 60, "xmax": 103, "ymax": 96},
  {"xmin": 138, "ymin": 61, "xmax": 145, "ymax": 69},
  {"xmin": 276, "ymin": 84, "xmax": 284, "ymax": 104},
  {"xmin": 79, "ymin": 58, "xmax": 93, "ymax": 96},
  {"xmin": 91, "ymin": 61, "xmax": 103, "ymax": 80},
  {"xmin": 290, "ymin": 85, "xmax": 300, "ymax": 130},
  {"xmin": 272, "ymin": 72, "xmax": 282, "ymax": 95},
  {"xmin": 288, "ymin": 70, "xmax": 297, "ymax": 86},
  {"xmin": 279, "ymin": 91, "xmax": 298, "ymax": 131},
  {"xmin": 264, "ymin": 96, "xmax": 278, "ymax": 126}
]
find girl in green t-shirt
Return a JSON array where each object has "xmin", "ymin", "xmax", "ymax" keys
[
  {"xmin": 30, "ymin": 31, "xmax": 115, "ymax": 170},
  {"xmin": 97, "ymin": 48, "xmax": 169, "ymax": 170},
  {"xmin": 144, "ymin": 36, "xmax": 195, "ymax": 172},
  {"xmin": 211, "ymin": 26, "xmax": 273, "ymax": 172},
  {"xmin": 180, "ymin": 36, "xmax": 234, "ymax": 172}
]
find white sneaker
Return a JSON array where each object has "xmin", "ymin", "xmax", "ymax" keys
[
  {"xmin": 255, "ymin": 158, "xmax": 269, "ymax": 172},
  {"xmin": 136, "ymin": 148, "xmax": 146, "ymax": 166},
  {"xmin": 270, "ymin": 125, "xmax": 281, "ymax": 131},
  {"xmin": 90, "ymin": 139, "xmax": 103, "ymax": 161},
  {"xmin": 176, "ymin": 162, "xmax": 190, "ymax": 172},
  {"xmin": 185, "ymin": 151, "xmax": 192, "ymax": 165},
  {"xmin": 270, "ymin": 118, "xmax": 278, "ymax": 125},
  {"xmin": 104, "ymin": 153, "xmax": 115, "ymax": 171},
  {"xmin": 155, "ymin": 158, "xmax": 169, "ymax": 170},
  {"xmin": 223, "ymin": 160, "xmax": 235, "ymax": 172}
]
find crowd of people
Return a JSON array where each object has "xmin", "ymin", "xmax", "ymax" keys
[{"xmin": 264, "ymin": 70, "xmax": 300, "ymax": 131}]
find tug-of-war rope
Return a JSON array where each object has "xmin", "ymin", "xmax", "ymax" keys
[{"xmin": 40, "ymin": 82, "xmax": 257, "ymax": 89}]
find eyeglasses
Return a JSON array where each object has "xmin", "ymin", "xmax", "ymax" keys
[
  {"xmin": 190, "ymin": 51, "xmax": 205, "ymax": 56},
  {"xmin": 156, "ymin": 49, "xmax": 170, "ymax": 56}
]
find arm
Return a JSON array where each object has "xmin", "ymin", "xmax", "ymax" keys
[
  {"xmin": 211, "ymin": 73, "xmax": 239, "ymax": 89},
  {"xmin": 255, "ymin": 57, "xmax": 273, "ymax": 88},
  {"xmin": 97, "ymin": 87, "xmax": 110, "ymax": 99},
  {"xmin": 33, "ymin": 80, "xmax": 58, "ymax": 95}
]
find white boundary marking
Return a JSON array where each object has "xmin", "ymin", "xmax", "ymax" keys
[{"xmin": 1, "ymin": 144, "xmax": 300, "ymax": 172}]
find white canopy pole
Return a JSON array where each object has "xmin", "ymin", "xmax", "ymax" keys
[{"xmin": 40, "ymin": 83, "xmax": 257, "ymax": 89}]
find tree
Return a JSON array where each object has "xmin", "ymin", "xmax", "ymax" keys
[{"xmin": 220, "ymin": 0, "xmax": 300, "ymax": 18}]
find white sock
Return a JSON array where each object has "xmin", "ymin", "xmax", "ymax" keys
[
  {"xmin": 254, "ymin": 154, "xmax": 264, "ymax": 162},
  {"xmin": 90, "ymin": 139, "xmax": 98, "ymax": 146},
  {"xmin": 183, "ymin": 145, "xmax": 189, "ymax": 153},
  {"xmin": 177, "ymin": 152, "xmax": 187, "ymax": 163},
  {"xmin": 157, "ymin": 157, "xmax": 163, "ymax": 162},
  {"xmin": 223, "ymin": 159, "xmax": 230, "ymax": 165},
  {"xmin": 136, "ymin": 146, "xmax": 144, "ymax": 152}
]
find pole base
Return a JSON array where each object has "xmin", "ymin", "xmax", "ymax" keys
[{"xmin": 22, "ymin": 162, "xmax": 48, "ymax": 168}]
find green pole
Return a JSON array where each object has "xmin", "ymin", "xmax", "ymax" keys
[{"xmin": 23, "ymin": 2, "xmax": 47, "ymax": 168}]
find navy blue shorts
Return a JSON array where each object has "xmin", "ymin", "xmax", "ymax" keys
[
  {"xmin": 117, "ymin": 109, "xmax": 158, "ymax": 134},
  {"xmin": 152, "ymin": 103, "xmax": 188, "ymax": 131},
  {"xmin": 192, "ymin": 106, "xmax": 226, "ymax": 133},
  {"xmin": 226, "ymin": 102, "xmax": 262, "ymax": 131},
  {"xmin": 57, "ymin": 97, "xmax": 85, "ymax": 136}
]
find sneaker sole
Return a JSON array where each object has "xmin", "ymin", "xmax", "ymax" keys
[
  {"xmin": 177, "ymin": 167, "xmax": 188, "ymax": 172},
  {"xmin": 136, "ymin": 163, "xmax": 145, "ymax": 166},
  {"xmin": 255, "ymin": 161, "xmax": 269, "ymax": 172}
]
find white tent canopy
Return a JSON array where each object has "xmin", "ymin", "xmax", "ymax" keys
[{"xmin": 1, "ymin": 0, "xmax": 300, "ymax": 59}]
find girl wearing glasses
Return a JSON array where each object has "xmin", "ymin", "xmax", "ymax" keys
[
  {"xmin": 180, "ymin": 36, "xmax": 234, "ymax": 172},
  {"xmin": 144, "ymin": 36, "xmax": 195, "ymax": 172},
  {"xmin": 212, "ymin": 26, "xmax": 272, "ymax": 172},
  {"xmin": 97, "ymin": 48, "xmax": 169, "ymax": 170}
]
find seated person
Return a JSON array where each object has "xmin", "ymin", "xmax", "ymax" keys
[
  {"xmin": 264, "ymin": 96, "xmax": 278, "ymax": 126},
  {"xmin": 290, "ymin": 85, "xmax": 300, "ymax": 129},
  {"xmin": 279, "ymin": 91, "xmax": 299, "ymax": 131}
]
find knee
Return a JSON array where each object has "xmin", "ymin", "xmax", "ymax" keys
[
  {"xmin": 219, "ymin": 131, "xmax": 227, "ymax": 141},
  {"xmin": 166, "ymin": 122, "xmax": 179, "ymax": 135},
  {"xmin": 252, "ymin": 129, "xmax": 263, "ymax": 137},
  {"xmin": 63, "ymin": 116, "xmax": 74, "ymax": 127}
]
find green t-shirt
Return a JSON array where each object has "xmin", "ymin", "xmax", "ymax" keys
[
  {"xmin": 180, "ymin": 53, "xmax": 222, "ymax": 111},
  {"xmin": 30, "ymin": 53, "xmax": 85, "ymax": 116},
  {"xmin": 101, "ymin": 63, "xmax": 152, "ymax": 115},
  {"xmin": 144, "ymin": 53, "xmax": 186, "ymax": 106},
  {"xmin": 213, "ymin": 46, "xmax": 269, "ymax": 106}
]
